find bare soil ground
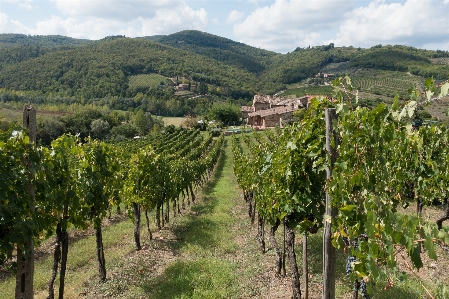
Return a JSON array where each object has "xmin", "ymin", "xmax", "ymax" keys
[
  {"xmin": 161, "ymin": 117, "xmax": 187, "ymax": 127},
  {"xmin": 0, "ymin": 213, "xmax": 128, "ymax": 283},
  {"xmin": 423, "ymin": 95, "xmax": 449, "ymax": 122},
  {"xmin": 77, "ymin": 197, "xmax": 300, "ymax": 299}
]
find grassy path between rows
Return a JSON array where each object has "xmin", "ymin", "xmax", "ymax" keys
[
  {"xmin": 1, "ymin": 137, "xmax": 448, "ymax": 298},
  {"xmin": 77, "ymin": 137, "xmax": 283, "ymax": 299},
  {"xmin": 0, "ymin": 138, "xmax": 274, "ymax": 299}
]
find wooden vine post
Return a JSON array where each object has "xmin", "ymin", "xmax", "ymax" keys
[
  {"xmin": 303, "ymin": 232, "xmax": 308, "ymax": 299},
  {"xmin": 322, "ymin": 108, "xmax": 338, "ymax": 299},
  {"xmin": 16, "ymin": 105, "xmax": 36, "ymax": 299}
]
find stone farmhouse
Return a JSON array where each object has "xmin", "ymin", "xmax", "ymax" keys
[
  {"xmin": 315, "ymin": 72, "xmax": 335, "ymax": 78},
  {"xmin": 241, "ymin": 95, "xmax": 312, "ymax": 129}
]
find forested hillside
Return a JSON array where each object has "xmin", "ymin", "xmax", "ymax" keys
[
  {"xmin": 350, "ymin": 46, "xmax": 449, "ymax": 79},
  {"xmin": 0, "ymin": 30, "xmax": 448, "ymax": 111},
  {"xmin": 0, "ymin": 33, "xmax": 92, "ymax": 48},
  {"xmin": 0, "ymin": 37, "xmax": 262, "ymax": 99},
  {"xmin": 145, "ymin": 30, "xmax": 277, "ymax": 73}
]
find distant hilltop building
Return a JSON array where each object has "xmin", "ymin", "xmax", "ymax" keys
[
  {"xmin": 315, "ymin": 73, "xmax": 335, "ymax": 78},
  {"xmin": 241, "ymin": 95, "xmax": 312, "ymax": 129},
  {"xmin": 176, "ymin": 83, "xmax": 190, "ymax": 90}
]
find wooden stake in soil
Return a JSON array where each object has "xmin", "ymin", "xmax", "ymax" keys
[
  {"xmin": 165, "ymin": 198, "xmax": 169, "ymax": 223},
  {"xmin": 48, "ymin": 223, "xmax": 62, "ymax": 299},
  {"xmin": 269, "ymin": 219, "xmax": 282, "ymax": 275},
  {"xmin": 282, "ymin": 217, "xmax": 286, "ymax": 277},
  {"xmin": 286, "ymin": 220, "xmax": 301, "ymax": 299},
  {"xmin": 15, "ymin": 105, "xmax": 36, "ymax": 299},
  {"xmin": 257, "ymin": 212, "xmax": 266, "ymax": 253},
  {"xmin": 303, "ymin": 233, "xmax": 308, "ymax": 299},
  {"xmin": 132, "ymin": 202, "xmax": 141, "ymax": 250},
  {"xmin": 59, "ymin": 227, "xmax": 68, "ymax": 299},
  {"xmin": 95, "ymin": 223, "xmax": 106, "ymax": 281},
  {"xmin": 161, "ymin": 197, "xmax": 165, "ymax": 227},
  {"xmin": 145, "ymin": 210, "xmax": 153, "ymax": 240},
  {"xmin": 251, "ymin": 196, "xmax": 256, "ymax": 224},
  {"xmin": 58, "ymin": 204, "xmax": 69, "ymax": 299},
  {"xmin": 322, "ymin": 108, "xmax": 338, "ymax": 299}
]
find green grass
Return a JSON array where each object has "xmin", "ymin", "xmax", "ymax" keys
[
  {"xmin": 320, "ymin": 61, "xmax": 356, "ymax": 74},
  {"xmin": 62, "ymin": 138, "xmax": 248, "ymax": 298},
  {"xmin": 174, "ymin": 90, "xmax": 195, "ymax": 97},
  {"xmin": 142, "ymin": 259, "xmax": 238, "ymax": 299},
  {"xmin": 128, "ymin": 74, "xmax": 172, "ymax": 89},
  {"xmin": 282, "ymin": 85, "xmax": 337, "ymax": 98},
  {"xmin": 0, "ymin": 213, "xmax": 136, "ymax": 299},
  {"xmin": 162, "ymin": 117, "xmax": 187, "ymax": 127},
  {"xmin": 140, "ymin": 139, "xmax": 242, "ymax": 298}
]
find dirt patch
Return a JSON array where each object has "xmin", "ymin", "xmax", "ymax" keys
[
  {"xmin": 395, "ymin": 242, "xmax": 449, "ymax": 295},
  {"xmin": 36, "ymin": 110, "xmax": 71, "ymax": 116},
  {"xmin": 423, "ymin": 95, "xmax": 449, "ymax": 122},
  {"xmin": 0, "ymin": 212, "xmax": 128, "ymax": 283}
]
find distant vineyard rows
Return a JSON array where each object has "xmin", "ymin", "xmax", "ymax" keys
[
  {"xmin": 351, "ymin": 77, "xmax": 420, "ymax": 96},
  {"xmin": 128, "ymin": 74, "xmax": 172, "ymax": 89}
]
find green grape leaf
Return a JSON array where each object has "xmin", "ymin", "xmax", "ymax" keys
[
  {"xmin": 366, "ymin": 211, "xmax": 376, "ymax": 236},
  {"xmin": 392, "ymin": 95, "xmax": 399, "ymax": 110},
  {"xmin": 336, "ymin": 103, "xmax": 346, "ymax": 114},
  {"xmin": 425, "ymin": 77, "xmax": 435, "ymax": 91},
  {"xmin": 340, "ymin": 204, "xmax": 356, "ymax": 211},
  {"xmin": 426, "ymin": 90, "xmax": 434, "ymax": 102},
  {"xmin": 437, "ymin": 229, "xmax": 448, "ymax": 240},
  {"xmin": 332, "ymin": 78, "xmax": 341, "ymax": 87},
  {"xmin": 410, "ymin": 246, "xmax": 423, "ymax": 269},
  {"xmin": 391, "ymin": 110, "xmax": 399, "ymax": 120},
  {"xmin": 424, "ymin": 236, "xmax": 437, "ymax": 260},
  {"xmin": 368, "ymin": 257, "xmax": 380, "ymax": 280},
  {"xmin": 345, "ymin": 75, "xmax": 352, "ymax": 87},
  {"xmin": 398, "ymin": 106, "xmax": 407, "ymax": 121},
  {"xmin": 407, "ymin": 101, "xmax": 417, "ymax": 118},
  {"xmin": 439, "ymin": 82, "xmax": 449, "ymax": 97}
]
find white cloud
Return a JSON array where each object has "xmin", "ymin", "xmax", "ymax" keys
[
  {"xmin": 51, "ymin": 0, "xmax": 188, "ymax": 21},
  {"xmin": 29, "ymin": 8, "xmax": 208, "ymax": 39},
  {"xmin": 4, "ymin": 0, "xmax": 33, "ymax": 10},
  {"xmin": 227, "ymin": 10, "xmax": 244, "ymax": 24},
  {"xmin": 1, "ymin": 0, "xmax": 208, "ymax": 40},
  {"xmin": 140, "ymin": 6, "xmax": 208, "ymax": 36},
  {"xmin": 0, "ymin": 13, "xmax": 114, "ymax": 38},
  {"xmin": 332, "ymin": 0, "xmax": 449, "ymax": 50},
  {"xmin": 0, "ymin": 12, "xmax": 31, "ymax": 33},
  {"xmin": 32, "ymin": 16, "xmax": 140, "ymax": 39},
  {"xmin": 233, "ymin": 0, "xmax": 354, "ymax": 53},
  {"xmin": 247, "ymin": 0, "xmax": 267, "ymax": 4}
]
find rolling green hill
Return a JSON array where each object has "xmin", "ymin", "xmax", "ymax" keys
[
  {"xmin": 349, "ymin": 46, "xmax": 449, "ymax": 80},
  {"xmin": 0, "ymin": 35, "xmax": 92, "ymax": 70},
  {"xmin": 0, "ymin": 34, "xmax": 92, "ymax": 49},
  {"xmin": 144, "ymin": 30, "xmax": 277, "ymax": 73},
  {"xmin": 0, "ymin": 31, "xmax": 448, "ymax": 106},
  {"xmin": 0, "ymin": 37, "xmax": 260, "ymax": 99}
]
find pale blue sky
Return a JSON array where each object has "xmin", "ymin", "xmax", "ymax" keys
[{"xmin": 1, "ymin": 0, "xmax": 448, "ymax": 53}]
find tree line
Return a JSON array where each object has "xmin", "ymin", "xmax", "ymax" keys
[{"xmin": 1, "ymin": 32, "xmax": 448, "ymax": 103}]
